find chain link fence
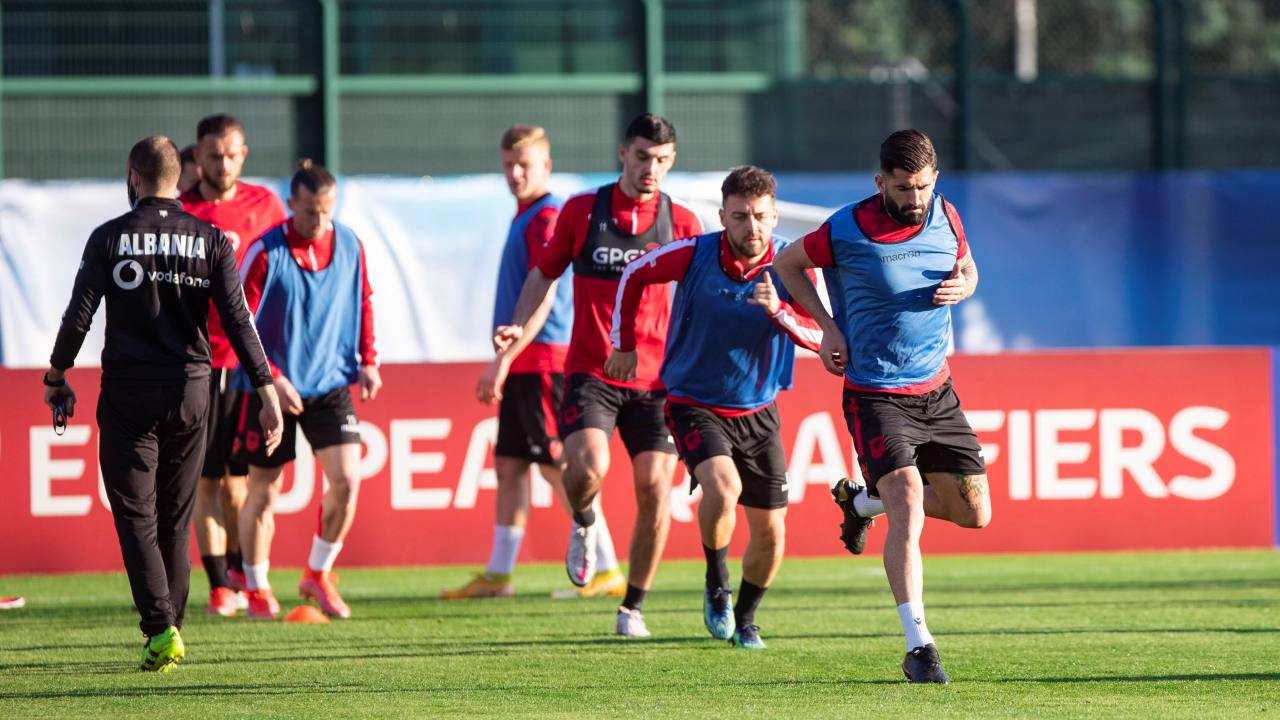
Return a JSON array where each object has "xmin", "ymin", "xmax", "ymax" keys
[{"xmin": 2, "ymin": 0, "xmax": 1278, "ymax": 178}]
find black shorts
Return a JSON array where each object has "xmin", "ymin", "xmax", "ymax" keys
[
  {"xmin": 200, "ymin": 369, "xmax": 248, "ymax": 478},
  {"xmin": 843, "ymin": 379, "xmax": 986, "ymax": 496},
  {"xmin": 665, "ymin": 401, "xmax": 789, "ymax": 510},
  {"xmin": 558, "ymin": 373, "xmax": 675, "ymax": 458},
  {"xmin": 233, "ymin": 385, "xmax": 361, "ymax": 469},
  {"xmin": 495, "ymin": 372, "xmax": 565, "ymax": 466}
]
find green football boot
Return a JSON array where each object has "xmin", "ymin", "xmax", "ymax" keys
[{"xmin": 139, "ymin": 626, "xmax": 185, "ymax": 672}]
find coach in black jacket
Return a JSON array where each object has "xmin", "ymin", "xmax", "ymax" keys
[{"xmin": 42, "ymin": 135, "xmax": 284, "ymax": 671}]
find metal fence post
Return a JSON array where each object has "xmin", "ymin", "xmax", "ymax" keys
[
  {"xmin": 322, "ymin": 0, "xmax": 341, "ymax": 174},
  {"xmin": 1153, "ymin": 0, "xmax": 1169, "ymax": 168},
  {"xmin": 950, "ymin": 0, "xmax": 973, "ymax": 171},
  {"xmin": 0, "ymin": 5, "xmax": 6, "ymax": 179},
  {"xmin": 1152, "ymin": 0, "xmax": 1187, "ymax": 169},
  {"xmin": 642, "ymin": 0, "xmax": 665, "ymax": 116},
  {"xmin": 1171, "ymin": 0, "xmax": 1188, "ymax": 168}
]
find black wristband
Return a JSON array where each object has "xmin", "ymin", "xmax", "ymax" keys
[{"xmin": 43, "ymin": 372, "xmax": 66, "ymax": 387}]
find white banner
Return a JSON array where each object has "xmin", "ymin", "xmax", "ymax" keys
[{"xmin": 0, "ymin": 174, "xmax": 831, "ymax": 367}]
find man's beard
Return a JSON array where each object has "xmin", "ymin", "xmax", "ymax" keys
[
  {"xmin": 204, "ymin": 173, "xmax": 236, "ymax": 194},
  {"xmin": 884, "ymin": 195, "xmax": 927, "ymax": 226}
]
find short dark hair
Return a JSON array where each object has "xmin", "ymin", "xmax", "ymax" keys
[
  {"xmin": 623, "ymin": 113, "xmax": 676, "ymax": 146},
  {"xmin": 290, "ymin": 158, "xmax": 337, "ymax": 196},
  {"xmin": 721, "ymin": 165, "xmax": 777, "ymax": 202},
  {"xmin": 128, "ymin": 135, "xmax": 181, "ymax": 188},
  {"xmin": 179, "ymin": 144, "xmax": 197, "ymax": 165},
  {"xmin": 880, "ymin": 129, "xmax": 937, "ymax": 175},
  {"xmin": 196, "ymin": 113, "xmax": 244, "ymax": 141}
]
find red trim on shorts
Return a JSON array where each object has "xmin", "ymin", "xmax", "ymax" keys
[
  {"xmin": 539, "ymin": 372, "xmax": 558, "ymax": 441},
  {"xmin": 236, "ymin": 391, "xmax": 251, "ymax": 433},
  {"xmin": 843, "ymin": 363, "xmax": 950, "ymax": 396},
  {"xmin": 847, "ymin": 393, "xmax": 865, "ymax": 458},
  {"xmin": 665, "ymin": 393, "xmax": 770, "ymax": 418}
]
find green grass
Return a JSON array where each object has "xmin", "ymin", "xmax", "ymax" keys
[{"xmin": 0, "ymin": 550, "xmax": 1277, "ymax": 718}]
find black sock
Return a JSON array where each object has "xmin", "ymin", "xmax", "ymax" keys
[
  {"xmin": 734, "ymin": 580, "xmax": 768, "ymax": 628},
  {"xmin": 622, "ymin": 584, "xmax": 647, "ymax": 612},
  {"xmin": 703, "ymin": 544, "xmax": 730, "ymax": 591},
  {"xmin": 201, "ymin": 555, "xmax": 228, "ymax": 590},
  {"xmin": 226, "ymin": 550, "xmax": 243, "ymax": 574},
  {"xmin": 572, "ymin": 508, "xmax": 597, "ymax": 527}
]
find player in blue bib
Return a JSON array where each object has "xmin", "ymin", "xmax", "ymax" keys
[
  {"xmin": 607, "ymin": 166, "xmax": 822, "ymax": 650},
  {"xmin": 775, "ymin": 130, "xmax": 992, "ymax": 683}
]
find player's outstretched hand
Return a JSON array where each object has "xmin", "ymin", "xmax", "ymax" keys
[
  {"xmin": 274, "ymin": 375, "xmax": 304, "ymax": 415},
  {"xmin": 360, "ymin": 365, "xmax": 383, "ymax": 401},
  {"xmin": 43, "ymin": 381, "xmax": 77, "ymax": 417},
  {"xmin": 476, "ymin": 357, "xmax": 509, "ymax": 406},
  {"xmin": 493, "ymin": 324, "xmax": 523, "ymax": 353},
  {"xmin": 604, "ymin": 348, "xmax": 638, "ymax": 382},
  {"xmin": 819, "ymin": 326, "xmax": 848, "ymax": 377},
  {"xmin": 747, "ymin": 271, "xmax": 781, "ymax": 315},
  {"xmin": 933, "ymin": 262, "xmax": 967, "ymax": 305}
]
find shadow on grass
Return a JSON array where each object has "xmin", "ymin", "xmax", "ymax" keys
[
  {"xmin": 4, "ymin": 671, "xmax": 1276, "ymax": 701},
  {"xmin": 994, "ymin": 672, "xmax": 1280, "ymax": 684}
]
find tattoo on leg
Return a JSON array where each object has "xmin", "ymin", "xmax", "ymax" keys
[{"xmin": 956, "ymin": 473, "xmax": 987, "ymax": 510}]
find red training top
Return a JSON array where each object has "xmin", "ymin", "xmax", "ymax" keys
[
  {"xmin": 537, "ymin": 183, "xmax": 703, "ymax": 391},
  {"xmin": 181, "ymin": 181, "xmax": 287, "ymax": 369}
]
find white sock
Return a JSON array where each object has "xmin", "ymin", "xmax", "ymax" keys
[
  {"xmin": 308, "ymin": 536, "xmax": 343, "ymax": 573},
  {"xmin": 593, "ymin": 512, "xmax": 619, "ymax": 572},
  {"xmin": 486, "ymin": 525, "xmax": 525, "ymax": 576},
  {"xmin": 854, "ymin": 486, "xmax": 885, "ymax": 517},
  {"xmin": 245, "ymin": 561, "xmax": 271, "ymax": 591},
  {"xmin": 897, "ymin": 601, "xmax": 935, "ymax": 651}
]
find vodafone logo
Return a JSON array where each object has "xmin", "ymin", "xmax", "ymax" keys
[{"xmin": 112, "ymin": 260, "xmax": 144, "ymax": 290}]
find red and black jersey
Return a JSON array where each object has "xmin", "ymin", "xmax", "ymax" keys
[
  {"xmin": 537, "ymin": 183, "xmax": 703, "ymax": 390},
  {"xmin": 180, "ymin": 182, "xmax": 287, "ymax": 369}
]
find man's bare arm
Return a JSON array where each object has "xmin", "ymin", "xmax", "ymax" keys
[
  {"xmin": 773, "ymin": 242, "xmax": 847, "ymax": 377},
  {"xmin": 493, "ymin": 267, "xmax": 559, "ymax": 360}
]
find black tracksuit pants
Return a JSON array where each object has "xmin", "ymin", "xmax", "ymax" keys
[{"xmin": 97, "ymin": 378, "xmax": 209, "ymax": 637}]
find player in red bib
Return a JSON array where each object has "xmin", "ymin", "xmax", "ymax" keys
[
  {"xmin": 179, "ymin": 114, "xmax": 287, "ymax": 617},
  {"xmin": 495, "ymin": 114, "xmax": 703, "ymax": 637}
]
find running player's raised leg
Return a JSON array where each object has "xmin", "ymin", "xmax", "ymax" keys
[
  {"xmin": 562, "ymin": 428, "xmax": 611, "ymax": 586},
  {"xmin": 923, "ymin": 472, "xmax": 991, "ymax": 528},
  {"xmin": 542, "ymin": 461, "xmax": 625, "ymax": 598}
]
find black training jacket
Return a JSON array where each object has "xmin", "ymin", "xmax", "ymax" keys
[{"xmin": 49, "ymin": 196, "xmax": 273, "ymax": 387}]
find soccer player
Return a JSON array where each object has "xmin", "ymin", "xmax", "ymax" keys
[
  {"xmin": 443, "ymin": 125, "xmax": 626, "ymax": 600},
  {"xmin": 43, "ymin": 135, "xmax": 283, "ymax": 670},
  {"xmin": 774, "ymin": 129, "xmax": 991, "ymax": 684},
  {"xmin": 606, "ymin": 166, "xmax": 821, "ymax": 649},
  {"xmin": 181, "ymin": 114, "xmax": 287, "ymax": 616},
  {"xmin": 495, "ymin": 114, "xmax": 703, "ymax": 636},
  {"xmin": 178, "ymin": 144, "xmax": 201, "ymax": 194},
  {"xmin": 233, "ymin": 160, "xmax": 382, "ymax": 619}
]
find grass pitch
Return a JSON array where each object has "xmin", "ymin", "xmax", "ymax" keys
[{"xmin": 0, "ymin": 550, "xmax": 1276, "ymax": 718}]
